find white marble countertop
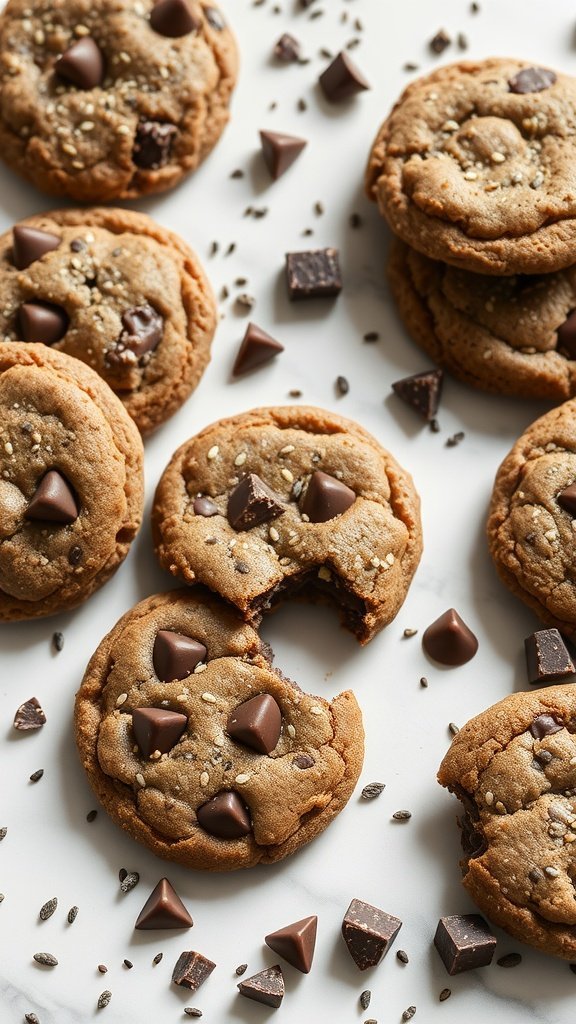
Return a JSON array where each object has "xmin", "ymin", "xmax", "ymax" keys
[{"xmin": 3, "ymin": 0, "xmax": 576, "ymax": 1021}]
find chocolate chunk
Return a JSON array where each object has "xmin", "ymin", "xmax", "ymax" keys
[
  {"xmin": 232, "ymin": 322, "xmax": 284, "ymax": 376},
  {"xmin": 301, "ymin": 470, "xmax": 355, "ymax": 523},
  {"xmin": 509, "ymin": 67, "xmax": 556, "ymax": 94},
  {"xmin": 132, "ymin": 708, "xmax": 188, "ymax": 757},
  {"xmin": 193, "ymin": 496, "xmax": 218, "ymax": 517},
  {"xmin": 25, "ymin": 470, "xmax": 78, "ymax": 525},
  {"xmin": 557, "ymin": 310, "xmax": 576, "ymax": 358},
  {"xmin": 68, "ymin": 544, "xmax": 83, "ymax": 565},
  {"xmin": 55, "ymin": 38, "xmax": 105, "ymax": 89},
  {"xmin": 392, "ymin": 370, "xmax": 443, "ymax": 422},
  {"xmin": 274, "ymin": 32, "xmax": 301, "ymax": 62},
  {"xmin": 286, "ymin": 248, "xmax": 342, "ymax": 299},
  {"xmin": 294, "ymin": 754, "xmax": 314, "ymax": 768},
  {"xmin": 196, "ymin": 791, "xmax": 252, "ymax": 838},
  {"xmin": 135, "ymin": 878, "xmax": 193, "ymax": 929},
  {"xmin": 557, "ymin": 483, "xmax": 576, "ymax": 516},
  {"xmin": 150, "ymin": 0, "xmax": 201, "ymax": 37},
  {"xmin": 226, "ymin": 693, "xmax": 282, "ymax": 754},
  {"xmin": 430, "ymin": 29, "xmax": 451, "ymax": 54},
  {"xmin": 203, "ymin": 6, "xmax": 225, "ymax": 30},
  {"xmin": 172, "ymin": 950, "xmax": 216, "ymax": 990},
  {"xmin": 13, "ymin": 697, "xmax": 46, "ymax": 731},
  {"xmin": 12, "ymin": 226, "xmax": 60, "ymax": 270},
  {"xmin": 319, "ymin": 51, "xmax": 370, "ymax": 102},
  {"xmin": 530, "ymin": 713, "xmax": 563, "ymax": 739},
  {"xmin": 422, "ymin": 609, "xmax": 478, "ymax": 666},
  {"xmin": 18, "ymin": 301, "xmax": 68, "ymax": 345},
  {"xmin": 118, "ymin": 305, "xmax": 163, "ymax": 359},
  {"xmin": 525, "ymin": 629, "xmax": 575, "ymax": 685},
  {"xmin": 342, "ymin": 898, "xmax": 402, "ymax": 970},
  {"xmin": 237, "ymin": 965, "xmax": 285, "ymax": 1008},
  {"xmin": 133, "ymin": 121, "xmax": 177, "ymax": 169},
  {"xmin": 434, "ymin": 915, "xmax": 496, "ymax": 974},
  {"xmin": 265, "ymin": 915, "xmax": 317, "ymax": 973},
  {"xmin": 153, "ymin": 630, "xmax": 207, "ymax": 682},
  {"xmin": 259, "ymin": 130, "xmax": 307, "ymax": 180},
  {"xmin": 227, "ymin": 474, "xmax": 285, "ymax": 531}
]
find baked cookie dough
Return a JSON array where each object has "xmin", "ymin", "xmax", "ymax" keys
[
  {"xmin": 75, "ymin": 589, "xmax": 364, "ymax": 871},
  {"xmin": 438, "ymin": 684, "xmax": 576, "ymax": 960},
  {"xmin": 0, "ymin": 208, "xmax": 216, "ymax": 434},
  {"xmin": 488, "ymin": 400, "xmax": 576, "ymax": 637},
  {"xmin": 366, "ymin": 59, "xmax": 576, "ymax": 275},
  {"xmin": 389, "ymin": 239, "xmax": 576, "ymax": 401},
  {"xmin": 0, "ymin": 0, "xmax": 238, "ymax": 201},
  {"xmin": 0, "ymin": 342, "xmax": 143, "ymax": 620},
  {"xmin": 152, "ymin": 406, "xmax": 422, "ymax": 644}
]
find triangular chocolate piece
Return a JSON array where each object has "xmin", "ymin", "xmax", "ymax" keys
[
  {"xmin": 319, "ymin": 51, "xmax": 370, "ymax": 102},
  {"xmin": 227, "ymin": 693, "xmax": 282, "ymax": 754},
  {"xmin": 196, "ymin": 791, "xmax": 252, "ymax": 839},
  {"xmin": 18, "ymin": 301, "xmax": 68, "ymax": 345},
  {"xmin": 265, "ymin": 915, "xmax": 317, "ymax": 973},
  {"xmin": 13, "ymin": 696, "xmax": 46, "ymax": 731},
  {"xmin": 227, "ymin": 474, "xmax": 285, "ymax": 531},
  {"xmin": 259, "ymin": 130, "xmax": 307, "ymax": 180},
  {"xmin": 132, "ymin": 708, "xmax": 188, "ymax": 757},
  {"xmin": 392, "ymin": 369, "xmax": 443, "ymax": 422},
  {"xmin": 238, "ymin": 965, "xmax": 285, "ymax": 1008},
  {"xmin": 232, "ymin": 322, "xmax": 284, "ymax": 376},
  {"xmin": 135, "ymin": 878, "xmax": 193, "ymax": 930},
  {"xmin": 556, "ymin": 310, "xmax": 576, "ymax": 359},
  {"xmin": 153, "ymin": 630, "xmax": 207, "ymax": 682},
  {"xmin": 13, "ymin": 226, "xmax": 60, "ymax": 270},
  {"xmin": 301, "ymin": 470, "xmax": 355, "ymax": 523},
  {"xmin": 55, "ymin": 37, "xmax": 105, "ymax": 89},
  {"xmin": 25, "ymin": 470, "xmax": 78, "ymax": 524},
  {"xmin": 150, "ymin": 0, "xmax": 201, "ymax": 37},
  {"xmin": 557, "ymin": 483, "xmax": 576, "ymax": 516},
  {"xmin": 422, "ymin": 608, "xmax": 478, "ymax": 666}
]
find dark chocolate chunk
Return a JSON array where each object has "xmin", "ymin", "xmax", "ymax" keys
[
  {"xmin": 319, "ymin": 51, "xmax": 370, "ymax": 102},
  {"xmin": 529, "ymin": 713, "xmax": 563, "ymax": 739},
  {"xmin": 13, "ymin": 226, "xmax": 60, "ymax": 269},
  {"xmin": 342, "ymin": 899, "xmax": 402, "ymax": 969},
  {"xmin": 196, "ymin": 791, "xmax": 252, "ymax": 839},
  {"xmin": 133, "ymin": 121, "xmax": 177, "ymax": 169},
  {"xmin": 434, "ymin": 915, "xmax": 496, "ymax": 974},
  {"xmin": 203, "ymin": 5, "xmax": 225, "ymax": 30},
  {"xmin": 25, "ymin": 470, "xmax": 78, "ymax": 525},
  {"xmin": 286, "ymin": 248, "xmax": 342, "ymax": 299},
  {"xmin": 227, "ymin": 473, "xmax": 285, "ymax": 531},
  {"xmin": 172, "ymin": 951, "xmax": 215, "ymax": 991},
  {"xmin": 525, "ymin": 629, "xmax": 575, "ymax": 685},
  {"xmin": 265, "ymin": 915, "xmax": 317, "ymax": 973},
  {"xmin": 557, "ymin": 311, "xmax": 576, "ymax": 359},
  {"xmin": 118, "ymin": 305, "xmax": 163, "ymax": 359},
  {"xmin": 226, "ymin": 693, "xmax": 282, "ymax": 754},
  {"xmin": 293, "ymin": 754, "xmax": 314, "ymax": 768},
  {"xmin": 68, "ymin": 545, "xmax": 83, "ymax": 565},
  {"xmin": 13, "ymin": 697, "xmax": 46, "ymax": 731},
  {"xmin": 238, "ymin": 965, "xmax": 285, "ymax": 1008},
  {"xmin": 301, "ymin": 470, "xmax": 355, "ymax": 523},
  {"xmin": 56, "ymin": 38, "xmax": 105, "ymax": 89},
  {"xmin": 153, "ymin": 630, "xmax": 207, "ymax": 682},
  {"xmin": 430, "ymin": 29, "xmax": 451, "ymax": 54},
  {"xmin": 193, "ymin": 496, "xmax": 218, "ymax": 517},
  {"xmin": 422, "ymin": 609, "xmax": 478, "ymax": 666},
  {"xmin": 259, "ymin": 130, "xmax": 307, "ymax": 180},
  {"xmin": 509, "ymin": 67, "xmax": 556, "ymax": 94},
  {"xmin": 392, "ymin": 370, "xmax": 443, "ymax": 422},
  {"xmin": 274, "ymin": 32, "xmax": 301, "ymax": 62},
  {"xmin": 132, "ymin": 708, "xmax": 188, "ymax": 757},
  {"xmin": 135, "ymin": 878, "xmax": 193, "ymax": 930},
  {"xmin": 18, "ymin": 301, "xmax": 68, "ymax": 345},
  {"xmin": 232, "ymin": 322, "xmax": 284, "ymax": 376},
  {"xmin": 557, "ymin": 483, "xmax": 576, "ymax": 516},
  {"xmin": 150, "ymin": 0, "xmax": 201, "ymax": 37}
]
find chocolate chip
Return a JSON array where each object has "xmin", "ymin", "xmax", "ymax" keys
[
  {"xmin": 422, "ymin": 608, "xmax": 478, "ymax": 666},
  {"xmin": 153, "ymin": 630, "xmax": 207, "ymax": 683},
  {"xmin": 238, "ymin": 965, "xmax": 285, "ymax": 1008},
  {"xmin": 286, "ymin": 248, "xmax": 342, "ymax": 299},
  {"xmin": 293, "ymin": 754, "xmax": 315, "ymax": 768},
  {"xmin": 430, "ymin": 29, "xmax": 451, "ymax": 54},
  {"xmin": 12, "ymin": 226, "xmax": 60, "ymax": 270},
  {"xmin": 13, "ymin": 697, "xmax": 46, "ymax": 731},
  {"xmin": 530, "ymin": 713, "xmax": 563, "ymax": 739},
  {"xmin": 203, "ymin": 5, "xmax": 225, "ymax": 29},
  {"xmin": 342, "ymin": 899, "xmax": 402, "ymax": 970},
  {"xmin": 133, "ymin": 121, "xmax": 177, "ymax": 169},
  {"xmin": 172, "ymin": 951, "xmax": 216, "ymax": 991},
  {"xmin": 150, "ymin": 0, "xmax": 201, "ymax": 37},
  {"xmin": 274, "ymin": 32, "xmax": 301, "ymax": 62},
  {"xmin": 18, "ymin": 301, "xmax": 68, "ymax": 345},
  {"xmin": 556, "ymin": 310, "xmax": 576, "ymax": 358},
  {"xmin": 525, "ymin": 629, "xmax": 575, "ymax": 685},
  {"xmin": 434, "ymin": 915, "xmax": 496, "ymax": 974},
  {"xmin": 68, "ymin": 545, "xmax": 83, "ymax": 565},
  {"xmin": 193, "ymin": 496, "xmax": 218, "ymax": 517},
  {"xmin": 226, "ymin": 693, "xmax": 282, "ymax": 754},
  {"xmin": 301, "ymin": 470, "xmax": 355, "ymax": 523},
  {"xmin": 557, "ymin": 483, "xmax": 576, "ymax": 516},
  {"xmin": 232, "ymin": 322, "xmax": 284, "ymax": 376},
  {"xmin": 25, "ymin": 470, "xmax": 78, "ymax": 525},
  {"xmin": 196, "ymin": 791, "xmax": 252, "ymax": 838},
  {"xmin": 265, "ymin": 916, "xmax": 317, "ymax": 973},
  {"xmin": 260, "ymin": 130, "xmax": 307, "ymax": 180},
  {"xmin": 509, "ymin": 67, "xmax": 556, "ymax": 94},
  {"xmin": 135, "ymin": 878, "xmax": 193, "ymax": 930},
  {"xmin": 319, "ymin": 51, "xmax": 370, "ymax": 101},
  {"xmin": 55, "ymin": 38, "xmax": 105, "ymax": 89},
  {"xmin": 392, "ymin": 370, "xmax": 443, "ymax": 422},
  {"xmin": 116, "ymin": 305, "xmax": 163, "ymax": 360},
  {"xmin": 227, "ymin": 473, "xmax": 285, "ymax": 531},
  {"xmin": 132, "ymin": 708, "xmax": 188, "ymax": 757}
]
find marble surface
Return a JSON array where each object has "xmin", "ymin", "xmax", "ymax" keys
[{"xmin": 3, "ymin": 0, "xmax": 576, "ymax": 1021}]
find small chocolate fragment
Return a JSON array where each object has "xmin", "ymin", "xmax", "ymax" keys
[
  {"xmin": 265, "ymin": 915, "xmax": 317, "ymax": 973},
  {"xmin": 153, "ymin": 630, "xmax": 207, "ymax": 682},
  {"xmin": 557, "ymin": 311, "xmax": 576, "ymax": 359},
  {"xmin": 557, "ymin": 483, "xmax": 576, "ymax": 516},
  {"xmin": 133, "ymin": 121, "xmax": 177, "ymax": 169},
  {"xmin": 172, "ymin": 950, "xmax": 216, "ymax": 991},
  {"xmin": 301, "ymin": 470, "xmax": 355, "ymax": 523},
  {"xmin": 69, "ymin": 545, "xmax": 83, "ymax": 565},
  {"xmin": 392, "ymin": 370, "xmax": 443, "ymax": 422},
  {"xmin": 56, "ymin": 38, "xmax": 105, "ymax": 89},
  {"xmin": 13, "ymin": 697, "xmax": 46, "ymax": 731},
  {"xmin": 204, "ymin": 6, "xmax": 225, "ymax": 30},
  {"xmin": 132, "ymin": 707, "xmax": 188, "ymax": 757},
  {"xmin": 259, "ymin": 130, "xmax": 307, "ymax": 180},
  {"xmin": 430, "ymin": 29, "xmax": 451, "ymax": 54},
  {"xmin": 196, "ymin": 791, "xmax": 252, "ymax": 839},
  {"xmin": 422, "ymin": 609, "xmax": 478, "ymax": 666},
  {"xmin": 118, "ymin": 305, "xmax": 163, "ymax": 359},
  {"xmin": 319, "ymin": 51, "xmax": 370, "ymax": 102},
  {"xmin": 150, "ymin": 0, "xmax": 201, "ymax": 37},
  {"xmin": 238, "ymin": 965, "xmax": 285, "ymax": 1008},
  {"xmin": 286, "ymin": 248, "xmax": 342, "ymax": 300},
  {"xmin": 135, "ymin": 878, "xmax": 193, "ymax": 930},
  {"xmin": 194, "ymin": 496, "xmax": 218, "ymax": 517},
  {"xmin": 497, "ymin": 953, "xmax": 522, "ymax": 968},
  {"xmin": 529, "ymin": 713, "xmax": 563, "ymax": 739},
  {"xmin": 434, "ymin": 915, "xmax": 496, "ymax": 975},
  {"xmin": 18, "ymin": 301, "xmax": 68, "ymax": 345},
  {"xmin": 232, "ymin": 323, "xmax": 284, "ymax": 376},
  {"xmin": 227, "ymin": 693, "xmax": 282, "ymax": 754},
  {"xmin": 525, "ymin": 629, "xmax": 575, "ymax": 685},
  {"xmin": 274, "ymin": 32, "xmax": 301, "ymax": 62},
  {"xmin": 227, "ymin": 474, "xmax": 285, "ymax": 531},
  {"xmin": 13, "ymin": 226, "xmax": 60, "ymax": 270},
  {"xmin": 341, "ymin": 898, "xmax": 402, "ymax": 970},
  {"xmin": 25, "ymin": 470, "xmax": 78, "ymax": 525},
  {"xmin": 293, "ymin": 754, "xmax": 314, "ymax": 768},
  {"xmin": 509, "ymin": 67, "xmax": 556, "ymax": 94}
]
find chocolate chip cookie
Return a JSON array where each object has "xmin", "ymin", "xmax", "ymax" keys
[
  {"xmin": 438, "ymin": 684, "xmax": 576, "ymax": 960},
  {"xmin": 366, "ymin": 59, "xmax": 576, "ymax": 275},
  {"xmin": 0, "ymin": 342, "xmax": 143, "ymax": 620},
  {"xmin": 0, "ymin": 208, "xmax": 216, "ymax": 434},
  {"xmin": 389, "ymin": 239, "xmax": 576, "ymax": 401},
  {"xmin": 488, "ymin": 400, "xmax": 576, "ymax": 637},
  {"xmin": 152, "ymin": 406, "xmax": 422, "ymax": 644},
  {"xmin": 75, "ymin": 589, "xmax": 364, "ymax": 870},
  {"xmin": 0, "ymin": 0, "xmax": 238, "ymax": 201}
]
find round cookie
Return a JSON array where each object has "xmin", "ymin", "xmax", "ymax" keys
[
  {"xmin": 438, "ymin": 684, "xmax": 576, "ymax": 960},
  {"xmin": 488, "ymin": 400, "xmax": 576, "ymax": 637},
  {"xmin": 0, "ymin": 342, "xmax": 143, "ymax": 620},
  {"xmin": 0, "ymin": 208, "xmax": 217, "ymax": 434},
  {"xmin": 75, "ymin": 589, "xmax": 364, "ymax": 871},
  {"xmin": 366, "ymin": 58, "xmax": 576, "ymax": 276},
  {"xmin": 0, "ymin": 0, "xmax": 238, "ymax": 202},
  {"xmin": 152, "ymin": 405, "xmax": 423, "ymax": 644},
  {"xmin": 389, "ymin": 239, "xmax": 576, "ymax": 401}
]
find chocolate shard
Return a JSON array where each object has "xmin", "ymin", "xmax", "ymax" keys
[
  {"xmin": 193, "ymin": 496, "xmax": 218, "ymax": 517},
  {"xmin": 557, "ymin": 483, "xmax": 576, "ymax": 516},
  {"xmin": 259, "ymin": 130, "xmax": 307, "ymax": 180},
  {"xmin": 13, "ymin": 226, "xmax": 60, "ymax": 270},
  {"xmin": 508, "ymin": 66, "xmax": 556, "ymax": 94},
  {"xmin": 392, "ymin": 369, "xmax": 443, "ymax": 422},
  {"xmin": 342, "ymin": 899, "xmax": 402, "ymax": 970},
  {"xmin": 119, "ymin": 305, "xmax": 163, "ymax": 359},
  {"xmin": 238, "ymin": 965, "xmax": 285, "ymax": 1008},
  {"xmin": 18, "ymin": 301, "xmax": 68, "ymax": 345},
  {"xmin": 133, "ymin": 120, "xmax": 177, "ymax": 169},
  {"xmin": 135, "ymin": 878, "xmax": 193, "ymax": 930},
  {"xmin": 286, "ymin": 248, "xmax": 342, "ymax": 300},
  {"xmin": 227, "ymin": 473, "xmax": 285, "ymax": 531},
  {"xmin": 525, "ymin": 629, "xmax": 575, "ymax": 685},
  {"xmin": 232, "ymin": 322, "xmax": 284, "ymax": 376},
  {"xmin": 265, "ymin": 915, "xmax": 317, "ymax": 973},
  {"xmin": 530, "ymin": 713, "xmax": 563, "ymax": 739},
  {"xmin": 132, "ymin": 707, "xmax": 188, "ymax": 757},
  {"xmin": 301, "ymin": 470, "xmax": 355, "ymax": 523},
  {"xmin": 319, "ymin": 51, "xmax": 370, "ymax": 102},
  {"xmin": 434, "ymin": 915, "xmax": 496, "ymax": 975},
  {"xmin": 56, "ymin": 37, "xmax": 105, "ymax": 89},
  {"xmin": 274, "ymin": 32, "xmax": 301, "ymax": 62},
  {"xmin": 422, "ymin": 609, "xmax": 478, "ymax": 666},
  {"xmin": 556, "ymin": 310, "xmax": 576, "ymax": 359},
  {"xmin": 153, "ymin": 630, "xmax": 207, "ymax": 683},
  {"xmin": 196, "ymin": 791, "xmax": 252, "ymax": 839},
  {"xmin": 13, "ymin": 696, "xmax": 46, "ymax": 731},
  {"xmin": 172, "ymin": 950, "xmax": 215, "ymax": 990},
  {"xmin": 150, "ymin": 0, "xmax": 201, "ymax": 37},
  {"xmin": 25, "ymin": 470, "xmax": 78, "ymax": 525},
  {"xmin": 204, "ymin": 6, "xmax": 225, "ymax": 30},
  {"xmin": 227, "ymin": 693, "xmax": 282, "ymax": 754}
]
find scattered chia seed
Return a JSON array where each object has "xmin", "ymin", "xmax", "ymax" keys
[
  {"xmin": 184, "ymin": 1011, "xmax": 203, "ymax": 1018},
  {"xmin": 289, "ymin": 389, "xmax": 302, "ymax": 398},
  {"xmin": 236, "ymin": 294, "xmax": 256, "ymax": 312},
  {"xmin": 420, "ymin": 676, "xmax": 429, "ymax": 688},
  {"xmin": 361, "ymin": 782, "xmax": 385, "ymax": 800},
  {"xmin": 446, "ymin": 431, "xmax": 465, "ymax": 448},
  {"xmin": 430, "ymin": 418, "xmax": 441, "ymax": 433},
  {"xmin": 235, "ymin": 964, "xmax": 248, "ymax": 976},
  {"xmin": 97, "ymin": 991, "xmax": 112, "ymax": 1010},
  {"xmin": 86, "ymin": 810, "xmax": 97, "ymax": 822},
  {"xmin": 309, "ymin": 7, "xmax": 324, "ymax": 18},
  {"xmin": 297, "ymin": 98, "xmax": 307, "ymax": 112},
  {"xmin": 33, "ymin": 952, "xmax": 58, "ymax": 967},
  {"xmin": 225, "ymin": 243, "xmax": 236, "ymax": 256},
  {"xmin": 0, "ymin": 827, "xmax": 6, "ymax": 840},
  {"xmin": 336, "ymin": 375, "xmax": 349, "ymax": 396},
  {"xmin": 29, "ymin": 769, "xmax": 44, "ymax": 783},
  {"xmin": 0, "ymin": 894, "xmax": 4, "ymax": 902},
  {"xmin": 119, "ymin": 868, "xmax": 127, "ymax": 882},
  {"xmin": 449, "ymin": 723, "xmax": 460, "ymax": 737},
  {"xmin": 314, "ymin": 201, "xmax": 325, "ymax": 216},
  {"xmin": 430, "ymin": 29, "xmax": 451, "ymax": 53},
  {"xmin": 220, "ymin": 285, "xmax": 229, "ymax": 301},
  {"xmin": 98, "ymin": 965, "xmax": 108, "ymax": 974},
  {"xmin": 153, "ymin": 952, "xmax": 163, "ymax": 965},
  {"xmin": 497, "ymin": 953, "xmax": 522, "ymax": 968},
  {"xmin": 404, "ymin": 61, "xmax": 419, "ymax": 71},
  {"xmin": 230, "ymin": 169, "xmax": 244, "ymax": 179},
  {"xmin": 392, "ymin": 810, "xmax": 412, "ymax": 821},
  {"xmin": 397, "ymin": 949, "xmax": 409, "ymax": 964},
  {"xmin": 52, "ymin": 632, "xmax": 64, "ymax": 652},
  {"xmin": 350, "ymin": 213, "xmax": 362, "ymax": 228},
  {"xmin": 360, "ymin": 990, "xmax": 371, "ymax": 1009},
  {"xmin": 363, "ymin": 331, "xmax": 379, "ymax": 342},
  {"xmin": 234, "ymin": 277, "xmax": 248, "ymax": 287},
  {"xmin": 25, "ymin": 1015, "xmax": 40, "ymax": 1024},
  {"xmin": 67, "ymin": 906, "xmax": 78, "ymax": 925},
  {"xmin": 302, "ymin": 228, "xmax": 314, "ymax": 236},
  {"xmin": 458, "ymin": 32, "xmax": 468, "ymax": 49},
  {"xmin": 439, "ymin": 988, "xmax": 451, "ymax": 1001},
  {"xmin": 209, "ymin": 241, "xmax": 219, "ymax": 256},
  {"xmin": 39, "ymin": 898, "xmax": 57, "ymax": 921},
  {"xmin": 123, "ymin": 959, "xmax": 133, "ymax": 969},
  {"xmin": 402, "ymin": 1007, "xmax": 416, "ymax": 1022},
  {"xmin": 319, "ymin": 47, "xmax": 332, "ymax": 60},
  {"xmin": 403, "ymin": 628, "xmax": 418, "ymax": 638},
  {"xmin": 120, "ymin": 871, "xmax": 139, "ymax": 893},
  {"xmin": 471, "ymin": 1, "xmax": 480, "ymax": 10}
]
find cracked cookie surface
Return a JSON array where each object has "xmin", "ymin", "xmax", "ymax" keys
[{"xmin": 75, "ymin": 589, "xmax": 364, "ymax": 871}]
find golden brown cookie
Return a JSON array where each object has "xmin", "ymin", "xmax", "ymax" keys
[
  {"xmin": 0, "ymin": 208, "xmax": 216, "ymax": 434},
  {"xmin": 152, "ymin": 406, "xmax": 423, "ymax": 644},
  {"xmin": 367, "ymin": 59, "xmax": 576, "ymax": 275},
  {"xmin": 75, "ymin": 589, "xmax": 364, "ymax": 871},
  {"xmin": 0, "ymin": 342, "xmax": 143, "ymax": 620},
  {"xmin": 0, "ymin": 0, "xmax": 238, "ymax": 201}
]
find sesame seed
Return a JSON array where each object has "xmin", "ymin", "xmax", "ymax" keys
[
  {"xmin": 463, "ymin": 170, "xmax": 477, "ymax": 180},
  {"xmin": 79, "ymin": 120, "xmax": 95, "ymax": 131},
  {"xmin": 385, "ymin": 553, "xmax": 395, "ymax": 565},
  {"xmin": 200, "ymin": 771, "xmax": 209, "ymax": 787},
  {"xmin": 201, "ymin": 692, "xmax": 217, "ymax": 703},
  {"xmin": 310, "ymin": 706, "xmax": 323, "ymax": 715},
  {"xmin": 545, "ymin": 866, "xmax": 560, "ymax": 878},
  {"xmin": 135, "ymin": 773, "xmax": 146, "ymax": 788},
  {"xmin": 269, "ymin": 526, "xmax": 280, "ymax": 542},
  {"xmin": 234, "ymin": 452, "xmax": 247, "ymax": 466},
  {"xmin": 442, "ymin": 119, "xmax": 459, "ymax": 132},
  {"xmin": 495, "ymin": 800, "xmax": 507, "ymax": 814},
  {"xmin": 281, "ymin": 468, "xmax": 294, "ymax": 483},
  {"xmin": 287, "ymin": 724, "xmax": 296, "ymax": 738},
  {"xmin": 491, "ymin": 151, "xmax": 506, "ymax": 163},
  {"xmin": 235, "ymin": 773, "xmax": 251, "ymax": 784},
  {"xmin": 280, "ymin": 444, "xmax": 295, "ymax": 454},
  {"xmin": 194, "ymin": 663, "xmax": 207, "ymax": 674},
  {"xmin": 485, "ymin": 791, "xmax": 494, "ymax": 805},
  {"xmin": 318, "ymin": 566, "xmax": 331, "ymax": 581},
  {"xmin": 4, "ymin": 441, "xmax": 13, "ymax": 455},
  {"xmin": 115, "ymin": 693, "xmax": 128, "ymax": 707},
  {"xmin": 116, "ymin": 124, "xmax": 130, "ymax": 135},
  {"xmin": 207, "ymin": 445, "xmax": 219, "ymax": 460}
]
